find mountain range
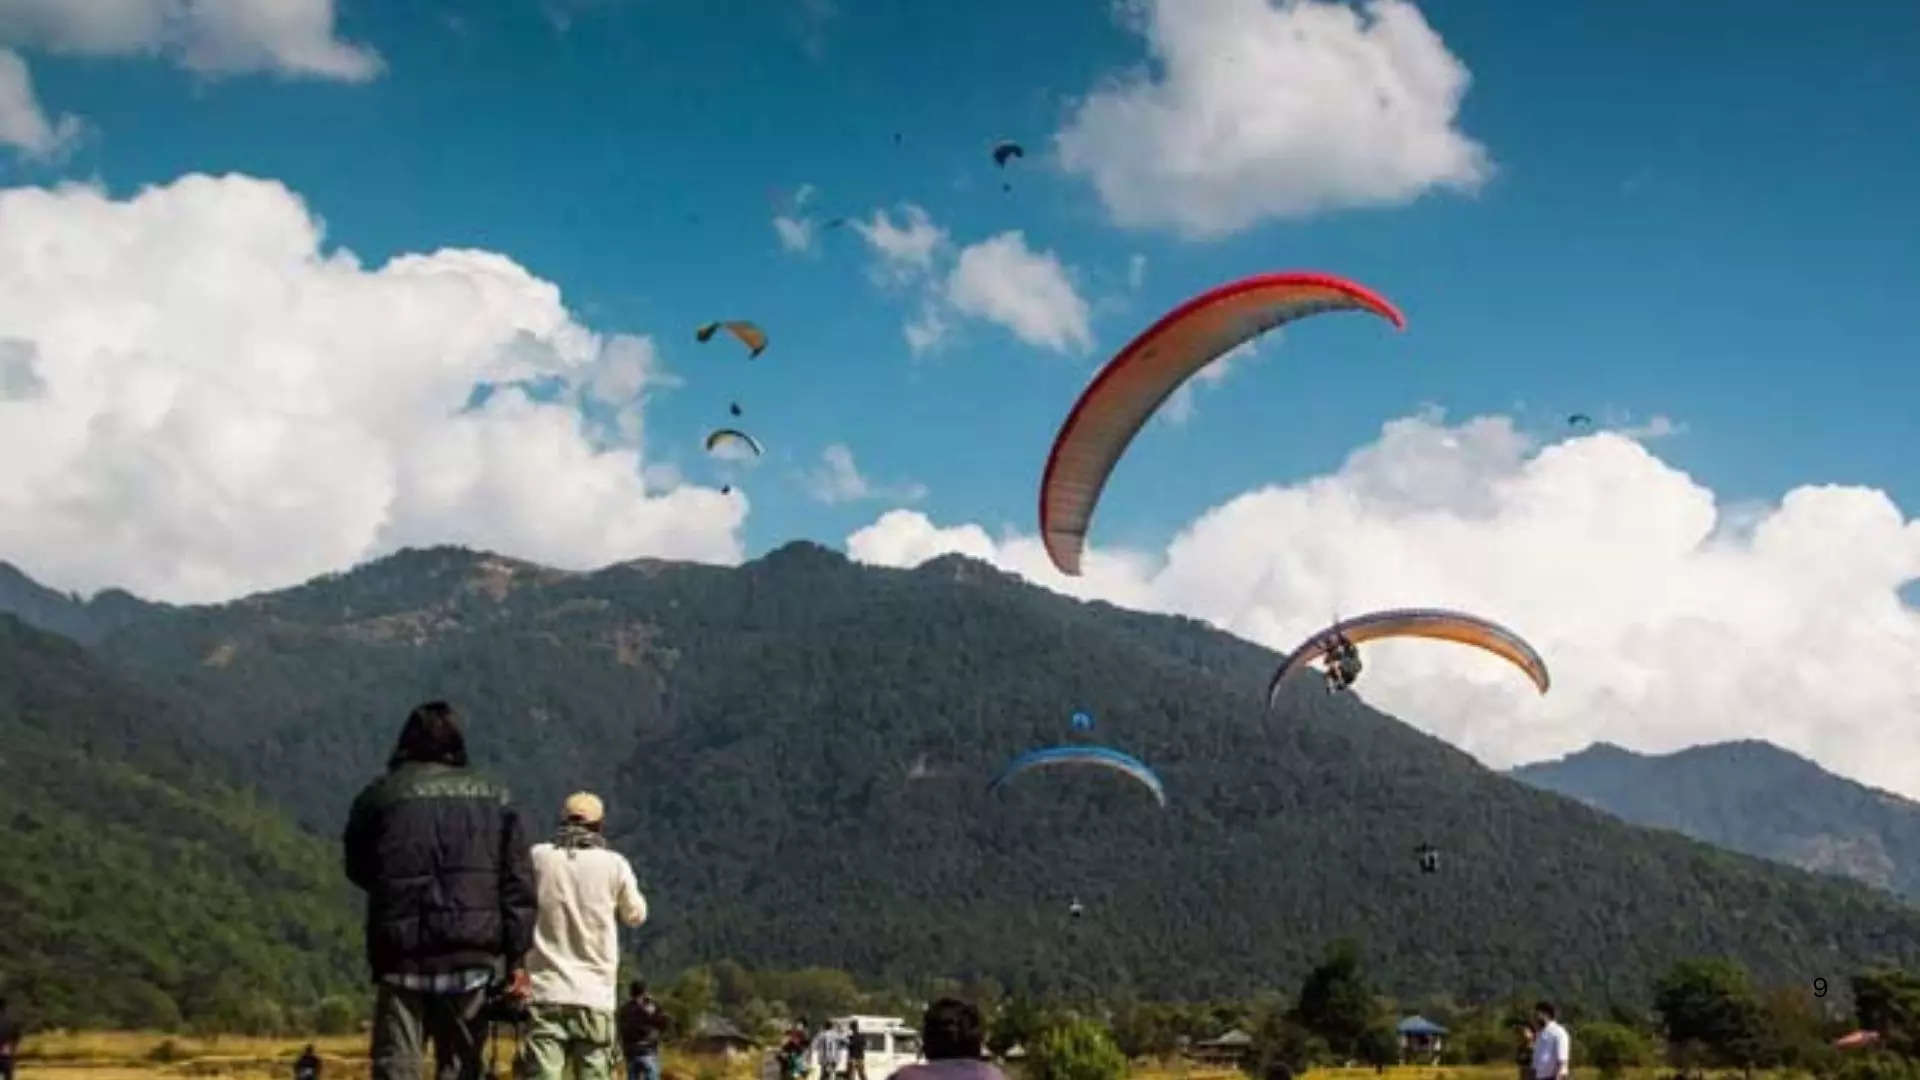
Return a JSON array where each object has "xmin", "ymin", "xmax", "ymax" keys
[
  {"xmin": 3, "ymin": 542, "xmax": 1919, "ymax": 1026},
  {"xmin": 1513, "ymin": 739, "xmax": 1920, "ymax": 900}
]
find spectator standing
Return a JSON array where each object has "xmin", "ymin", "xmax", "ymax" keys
[
  {"xmin": 344, "ymin": 702, "xmax": 537, "ymax": 1080},
  {"xmin": 891, "ymin": 1000, "xmax": 1007, "ymax": 1080},
  {"xmin": 516, "ymin": 792, "xmax": 648, "ymax": 1080},
  {"xmin": 617, "ymin": 981, "xmax": 667, "ymax": 1080},
  {"xmin": 845, "ymin": 1020, "xmax": 868, "ymax": 1080},
  {"xmin": 1531, "ymin": 1003, "xmax": 1570, "ymax": 1080},
  {"xmin": 810, "ymin": 1023, "xmax": 845, "ymax": 1080}
]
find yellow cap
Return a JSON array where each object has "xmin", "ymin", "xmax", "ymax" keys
[{"xmin": 562, "ymin": 791, "xmax": 604, "ymax": 825}]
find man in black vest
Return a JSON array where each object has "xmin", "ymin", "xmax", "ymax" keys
[{"xmin": 344, "ymin": 701, "xmax": 537, "ymax": 1080}]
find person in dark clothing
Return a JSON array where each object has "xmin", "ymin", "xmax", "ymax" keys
[
  {"xmin": 295, "ymin": 1044, "xmax": 322, "ymax": 1080},
  {"xmin": 892, "ymin": 1001, "xmax": 1005, "ymax": 1080},
  {"xmin": 844, "ymin": 1020, "xmax": 867, "ymax": 1080},
  {"xmin": 343, "ymin": 701, "xmax": 537, "ymax": 1080},
  {"xmin": 0, "ymin": 997, "xmax": 22, "ymax": 1080},
  {"xmin": 617, "ymin": 981, "xmax": 666, "ymax": 1080}
]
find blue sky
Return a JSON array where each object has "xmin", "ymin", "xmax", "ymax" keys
[
  {"xmin": 8, "ymin": 0, "xmax": 1916, "ymax": 560},
  {"xmin": 5, "ymin": 0, "xmax": 1920, "ymax": 784}
]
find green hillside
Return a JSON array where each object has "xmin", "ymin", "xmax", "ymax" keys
[
  {"xmin": 0, "ymin": 615, "xmax": 363, "ymax": 1030},
  {"xmin": 52, "ymin": 542, "xmax": 1920, "ymax": 1005}
]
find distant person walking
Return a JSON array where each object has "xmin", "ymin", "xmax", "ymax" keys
[
  {"xmin": 810, "ymin": 1022, "xmax": 845, "ymax": 1080},
  {"xmin": 892, "ymin": 1000, "xmax": 1007, "ymax": 1080},
  {"xmin": 345, "ymin": 701, "xmax": 537, "ymax": 1080},
  {"xmin": 295, "ymin": 1044, "xmax": 322, "ymax": 1080},
  {"xmin": 844, "ymin": 1020, "xmax": 868, "ymax": 1080},
  {"xmin": 0, "ymin": 996, "xmax": 22, "ymax": 1080},
  {"xmin": 618, "ymin": 981, "xmax": 667, "ymax": 1080},
  {"xmin": 516, "ymin": 792, "xmax": 648, "ymax": 1080},
  {"xmin": 1531, "ymin": 1003, "xmax": 1570, "ymax": 1080}
]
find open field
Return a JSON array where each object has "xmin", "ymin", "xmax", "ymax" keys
[{"xmin": 14, "ymin": 1035, "xmax": 1820, "ymax": 1080}]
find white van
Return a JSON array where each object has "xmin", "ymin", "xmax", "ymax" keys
[{"xmin": 829, "ymin": 1015, "xmax": 923, "ymax": 1080}]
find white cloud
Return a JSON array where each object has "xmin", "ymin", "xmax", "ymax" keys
[
  {"xmin": 1055, "ymin": 0, "xmax": 1491, "ymax": 239},
  {"xmin": 1128, "ymin": 253, "xmax": 1148, "ymax": 290},
  {"xmin": 0, "ymin": 47, "xmax": 76, "ymax": 157},
  {"xmin": 805, "ymin": 443, "xmax": 927, "ymax": 505},
  {"xmin": 850, "ymin": 203, "xmax": 948, "ymax": 284},
  {"xmin": 851, "ymin": 207, "xmax": 1093, "ymax": 358},
  {"xmin": 945, "ymin": 231, "xmax": 1094, "ymax": 355},
  {"xmin": 0, "ymin": 0, "xmax": 382, "ymax": 81},
  {"xmin": 773, "ymin": 215, "xmax": 815, "ymax": 254},
  {"xmin": 0, "ymin": 173, "xmax": 744, "ymax": 604},
  {"xmin": 845, "ymin": 412, "xmax": 1920, "ymax": 799}
]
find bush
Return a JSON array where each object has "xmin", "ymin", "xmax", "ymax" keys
[
  {"xmin": 1578, "ymin": 1022, "xmax": 1653, "ymax": 1078},
  {"xmin": 313, "ymin": 996, "xmax": 357, "ymax": 1037},
  {"xmin": 1028, "ymin": 1018, "xmax": 1126, "ymax": 1080}
]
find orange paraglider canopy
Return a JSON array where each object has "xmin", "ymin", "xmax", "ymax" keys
[{"xmin": 1038, "ymin": 271, "xmax": 1403, "ymax": 576}]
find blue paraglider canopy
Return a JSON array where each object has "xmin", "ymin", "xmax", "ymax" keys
[{"xmin": 1070, "ymin": 710, "xmax": 1094, "ymax": 732}]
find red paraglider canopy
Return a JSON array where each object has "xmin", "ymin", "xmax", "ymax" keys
[{"xmin": 1038, "ymin": 271, "xmax": 1405, "ymax": 576}]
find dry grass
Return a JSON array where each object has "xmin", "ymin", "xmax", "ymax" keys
[
  {"xmin": 18, "ymin": 1031, "xmax": 762, "ymax": 1080},
  {"xmin": 17, "ymin": 1040, "xmax": 1814, "ymax": 1080}
]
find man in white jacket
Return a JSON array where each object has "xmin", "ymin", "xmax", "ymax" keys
[{"xmin": 516, "ymin": 792, "xmax": 648, "ymax": 1080}]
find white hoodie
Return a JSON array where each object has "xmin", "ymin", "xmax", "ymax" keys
[{"xmin": 524, "ymin": 840, "xmax": 648, "ymax": 1012}]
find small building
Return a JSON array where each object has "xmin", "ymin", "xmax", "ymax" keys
[
  {"xmin": 1396, "ymin": 1016, "xmax": 1448, "ymax": 1062},
  {"xmin": 689, "ymin": 1015, "xmax": 756, "ymax": 1058},
  {"xmin": 1192, "ymin": 1029, "xmax": 1254, "ymax": 1067}
]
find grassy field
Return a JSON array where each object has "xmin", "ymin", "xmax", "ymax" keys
[
  {"xmin": 14, "ymin": 1035, "xmax": 1795, "ymax": 1080},
  {"xmin": 15, "ymin": 1031, "xmax": 764, "ymax": 1080}
]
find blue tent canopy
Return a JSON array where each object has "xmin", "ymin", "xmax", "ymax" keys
[{"xmin": 1396, "ymin": 1016, "xmax": 1449, "ymax": 1037}]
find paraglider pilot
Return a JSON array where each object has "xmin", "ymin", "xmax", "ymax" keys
[{"xmin": 1323, "ymin": 632, "xmax": 1363, "ymax": 692}]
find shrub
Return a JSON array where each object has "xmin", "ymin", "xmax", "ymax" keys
[
  {"xmin": 1578, "ymin": 1021, "xmax": 1653, "ymax": 1079},
  {"xmin": 1028, "ymin": 1017, "xmax": 1126, "ymax": 1080}
]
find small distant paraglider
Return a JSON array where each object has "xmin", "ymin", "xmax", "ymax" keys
[
  {"xmin": 704, "ymin": 428, "xmax": 764, "ymax": 458},
  {"xmin": 1416, "ymin": 843, "xmax": 1440, "ymax": 874},
  {"xmin": 1568, "ymin": 413, "xmax": 1594, "ymax": 430},
  {"xmin": 729, "ymin": 401, "xmax": 743, "ymax": 417},
  {"xmin": 992, "ymin": 140, "xmax": 1024, "ymax": 192},
  {"xmin": 1070, "ymin": 710, "xmax": 1093, "ymax": 732},
  {"xmin": 695, "ymin": 320, "xmax": 768, "ymax": 359}
]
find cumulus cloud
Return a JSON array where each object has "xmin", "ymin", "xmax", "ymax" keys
[
  {"xmin": 0, "ymin": 173, "xmax": 744, "ymax": 604},
  {"xmin": 0, "ymin": 0, "xmax": 382, "ymax": 81},
  {"xmin": 1055, "ymin": 0, "xmax": 1491, "ymax": 239},
  {"xmin": 850, "ymin": 203, "xmax": 948, "ymax": 284},
  {"xmin": 945, "ymin": 232, "xmax": 1094, "ymax": 355},
  {"xmin": 0, "ymin": 48, "xmax": 76, "ymax": 157},
  {"xmin": 851, "ymin": 207, "xmax": 1093, "ymax": 357},
  {"xmin": 804, "ymin": 443, "xmax": 927, "ymax": 505},
  {"xmin": 846, "ymin": 410, "xmax": 1920, "ymax": 799}
]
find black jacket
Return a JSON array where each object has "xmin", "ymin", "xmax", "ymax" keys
[
  {"xmin": 618, "ymin": 995, "xmax": 666, "ymax": 1055},
  {"xmin": 343, "ymin": 761, "xmax": 536, "ymax": 978}
]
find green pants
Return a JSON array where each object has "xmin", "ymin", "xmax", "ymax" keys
[{"xmin": 516, "ymin": 1003, "xmax": 618, "ymax": 1080}]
